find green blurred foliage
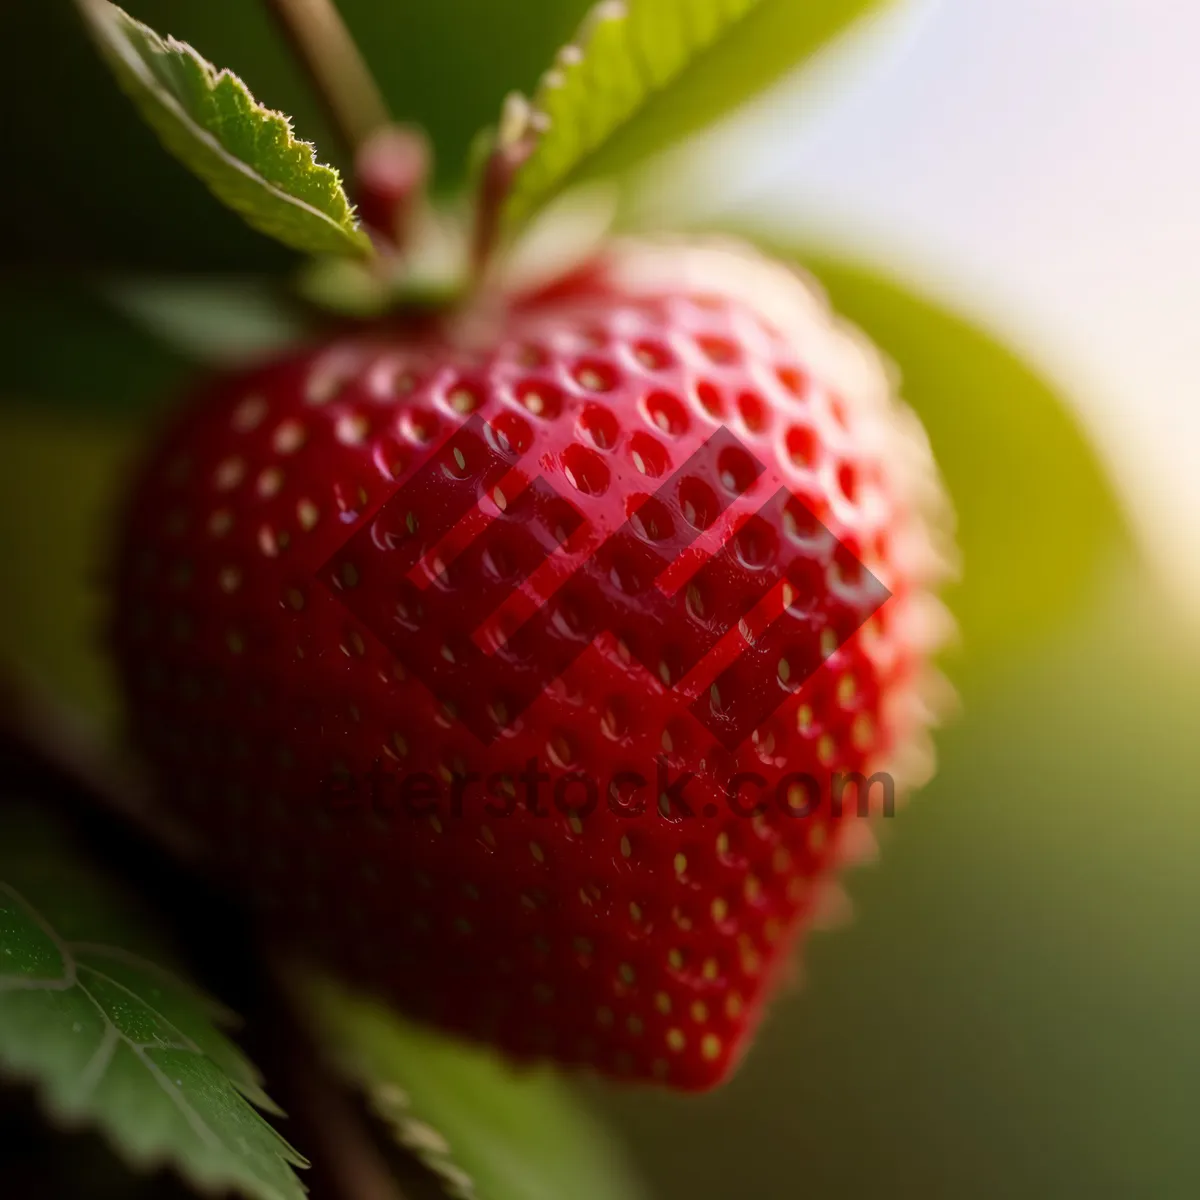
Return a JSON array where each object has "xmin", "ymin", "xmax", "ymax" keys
[
  {"xmin": 503, "ymin": 0, "xmax": 886, "ymax": 230},
  {"xmin": 309, "ymin": 978, "xmax": 646, "ymax": 1200},
  {"xmin": 595, "ymin": 564, "xmax": 1200, "ymax": 1198},
  {"xmin": 791, "ymin": 249, "xmax": 1128, "ymax": 679},
  {"xmin": 102, "ymin": 277, "xmax": 314, "ymax": 365},
  {"xmin": 576, "ymin": 0, "xmax": 888, "ymax": 186}
]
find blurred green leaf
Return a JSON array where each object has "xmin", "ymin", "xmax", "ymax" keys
[
  {"xmin": 502, "ymin": 0, "xmax": 888, "ymax": 234},
  {"xmin": 0, "ymin": 279, "xmax": 190, "ymax": 418},
  {"xmin": 103, "ymin": 278, "xmax": 313, "ymax": 366},
  {"xmin": 306, "ymin": 976, "xmax": 646, "ymax": 1200},
  {"xmin": 767, "ymin": 244, "xmax": 1127, "ymax": 673},
  {"xmin": 0, "ymin": 803, "xmax": 306, "ymax": 1200},
  {"xmin": 78, "ymin": 0, "xmax": 371, "ymax": 259},
  {"xmin": 0, "ymin": 273, "xmax": 310, "ymax": 423}
]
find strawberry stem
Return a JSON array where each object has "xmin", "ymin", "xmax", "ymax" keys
[
  {"xmin": 354, "ymin": 124, "xmax": 431, "ymax": 250},
  {"xmin": 263, "ymin": 0, "xmax": 391, "ymax": 159},
  {"xmin": 471, "ymin": 93, "xmax": 537, "ymax": 278}
]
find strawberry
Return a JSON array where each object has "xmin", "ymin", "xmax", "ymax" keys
[{"xmin": 111, "ymin": 239, "xmax": 952, "ymax": 1090}]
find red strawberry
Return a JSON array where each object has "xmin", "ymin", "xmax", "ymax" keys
[{"xmin": 111, "ymin": 239, "xmax": 952, "ymax": 1090}]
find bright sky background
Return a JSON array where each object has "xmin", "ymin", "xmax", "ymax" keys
[{"xmin": 659, "ymin": 0, "xmax": 1200, "ymax": 608}]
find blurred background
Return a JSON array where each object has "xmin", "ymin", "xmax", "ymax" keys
[
  {"xmin": 1, "ymin": 1, "xmax": 1197, "ymax": 1197},
  {"xmin": 667, "ymin": 0, "xmax": 1200, "ymax": 610}
]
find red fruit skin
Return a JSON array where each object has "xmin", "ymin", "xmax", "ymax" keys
[{"xmin": 111, "ymin": 240, "xmax": 950, "ymax": 1090}]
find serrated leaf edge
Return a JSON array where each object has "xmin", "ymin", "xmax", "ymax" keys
[
  {"xmin": 303, "ymin": 979, "xmax": 480, "ymax": 1200},
  {"xmin": 363, "ymin": 1069, "xmax": 477, "ymax": 1200},
  {"xmin": 0, "ymin": 882, "xmax": 307, "ymax": 1200},
  {"xmin": 502, "ymin": 0, "xmax": 762, "ymax": 228},
  {"xmin": 81, "ymin": 0, "xmax": 370, "ymax": 256}
]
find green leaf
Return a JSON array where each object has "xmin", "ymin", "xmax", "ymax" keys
[
  {"xmin": 77, "ymin": 0, "xmax": 371, "ymax": 259},
  {"xmin": 500, "ymin": 0, "xmax": 888, "ymax": 234},
  {"xmin": 102, "ymin": 277, "xmax": 313, "ymax": 366},
  {"xmin": 305, "ymin": 976, "xmax": 646, "ymax": 1200},
  {"xmin": 775, "ymin": 244, "xmax": 1127, "ymax": 673},
  {"xmin": 0, "ymin": 803, "xmax": 306, "ymax": 1200}
]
